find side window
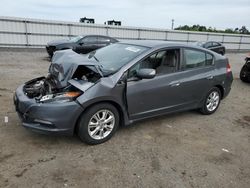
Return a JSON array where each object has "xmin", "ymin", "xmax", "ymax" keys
[
  {"xmin": 81, "ymin": 36, "xmax": 98, "ymax": 44},
  {"xmin": 111, "ymin": 38, "xmax": 117, "ymax": 43},
  {"xmin": 128, "ymin": 49, "xmax": 180, "ymax": 78},
  {"xmin": 204, "ymin": 42, "xmax": 212, "ymax": 48},
  {"xmin": 184, "ymin": 49, "xmax": 206, "ymax": 69},
  {"xmin": 98, "ymin": 36, "xmax": 111, "ymax": 43},
  {"xmin": 212, "ymin": 42, "xmax": 220, "ymax": 47},
  {"xmin": 206, "ymin": 53, "xmax": 214, "ymax": 66}
]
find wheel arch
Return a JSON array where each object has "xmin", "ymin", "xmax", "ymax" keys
[
  {"xmin": 214, "ymin": 84, "xmax": 224, "ymax": 99},
  {"xmin": 74, "ymin": 100, "xmax": 126, "ymax": 134}
]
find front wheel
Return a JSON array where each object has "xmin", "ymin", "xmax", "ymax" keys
[
  {"xmin": 77, "ymin": 103, "xmax": 120, "ymax": 145},
  {"xmin": 200, "ymin": 87, "xmax": 221, "ymax": 115}
]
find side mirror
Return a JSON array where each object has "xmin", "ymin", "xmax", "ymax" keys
[
  {"xmin": 79, "ymin": 42, "xmax": 84, "ymax": 45},
  {"xmin": 136, "ymin": 68, "xmax": 156, "ymax": 79}
]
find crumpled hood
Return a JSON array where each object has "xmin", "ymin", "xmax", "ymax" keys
[{"xmin": 49, "ymin": 49, "xmax": 100, "ymax": 89}]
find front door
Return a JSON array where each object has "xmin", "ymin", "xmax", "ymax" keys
[{"xmin": 127, "ymin": 49, "xmax": 187, "ymax": 120}]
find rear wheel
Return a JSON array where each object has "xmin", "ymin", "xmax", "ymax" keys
[
  {"xmin": 77, "ymin": 103, "xmax": 119, "ymax": 145},
  {"xmin": 200, "ymin": 87, "xmax": 221, "ymax": 115}
]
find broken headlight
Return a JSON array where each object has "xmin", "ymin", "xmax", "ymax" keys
[{"xmin": 40, "ymin": 91, "xmax": 82, "ymax": 103}]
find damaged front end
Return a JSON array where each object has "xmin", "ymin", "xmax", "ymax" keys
[
  {"xmin": 14, "ymin": 50, "xmax": 103, "ymax": 135},
  {"xmin": 23, "ymin": 49, "xmax": 102, "ymax": 103},
  {"xmin": 23, "ymin": 77, "xmax": 82, "ymax": 103}
]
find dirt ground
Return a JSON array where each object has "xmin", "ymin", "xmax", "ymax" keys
[{"xmin": 0, "ymin": 48, "xmax": 250, "ymax": 188}]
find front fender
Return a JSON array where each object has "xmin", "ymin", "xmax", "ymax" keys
[{"xmin": 76, "ymin": 78, "xmax": 130, "ymax": 126}]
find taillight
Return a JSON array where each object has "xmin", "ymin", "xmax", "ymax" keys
[{"xmin": 226, "ymin": 63, "xmax": 231, "ymax": 74}]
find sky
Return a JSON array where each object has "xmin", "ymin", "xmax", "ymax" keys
[{"xmin": 1, "ymin": 0, "xmax": 250, "ymax": 30}]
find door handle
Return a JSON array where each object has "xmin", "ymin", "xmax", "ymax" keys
[
  {"xmin": 170, "ymin": 81, "xmax": 180, "ymax": 87},
  {"xmin": 206, "ymin": 75, "xmax": 214, "ymax": 80}
]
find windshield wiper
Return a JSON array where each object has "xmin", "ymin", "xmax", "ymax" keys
[
  {"xmin": 93, "ymin": 55, "xmax": 99, "ymax": 62},
  {"xmin": 95, "ymin": 65, "xmax": 104, "ymax": 77}
]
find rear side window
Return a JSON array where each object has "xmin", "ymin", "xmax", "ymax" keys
[
  {"xmin": 206, "ymin": 53, "xmax": 214, "ymax": 66},
  {"xmin": 184, "ymin": 49, "xmax": 206, "ymax": 69},
  {"xmin": 183, "ymin": 49, "xmax": 214, "ymax": 69}
]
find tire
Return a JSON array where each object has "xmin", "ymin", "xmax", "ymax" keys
[
  {"xmin": 200, "ymin": 87, "xmax": 221, "ymax": 115},
  {"xmin": 77, "ymin": 103, "xmax": 120, "ymax": 145},
  {"xmin": 240, "ymin": 65, "xmax": 250, "ymax": 82}
]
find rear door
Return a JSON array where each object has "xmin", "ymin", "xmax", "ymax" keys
[{"xmin": 178, "ymin": 48, "xmax": 215, "ymax": 104}]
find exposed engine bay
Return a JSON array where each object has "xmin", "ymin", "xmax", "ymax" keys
[
  {"xmin": 23, "ymin": 49, "xmax": 102, "ymax": 102},
  {"xmin": 24, "ymin": 66, "xmax": 100, "ymax": 99}
]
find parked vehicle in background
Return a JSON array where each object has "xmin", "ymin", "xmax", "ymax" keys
[
  {"xmin": 195, "ymin": 41, "xmax": 226, "ymax": 55},
  {"xmin": 46, "ymin": 35, "xmax": 118, "ymax": 57},
  {"xmin": 240, "ymin": 53, "xmax": 250, "ymax": 83},
  {"xmin": 14, "ymin": 40, "xmax": 233, "ymax": 145}
]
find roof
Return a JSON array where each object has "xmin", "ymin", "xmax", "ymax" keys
[
  {"xmin": 119, "ymin": 39, "xmax": 192, "ymax": 48},
  {"xmin": 118, "ymin": 40, "xmax": 221, "ymax": 57}
]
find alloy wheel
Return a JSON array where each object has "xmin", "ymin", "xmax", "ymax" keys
[
  {"xmin": 206, "ymin": 91, "xmax": 220, "ymax": 112},
  {"xmin": 88, "ymin": 109, "xmax": 115, "ymax": 140}
]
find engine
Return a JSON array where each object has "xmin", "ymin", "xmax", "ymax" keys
[{"xmin": 23, "ymin": 76, "xmax": 56, "ymax": 99}]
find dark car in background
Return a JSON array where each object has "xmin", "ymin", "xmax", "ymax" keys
[
  {"xmin": 14, "ymin": 40, "xmax": 233, "ymax": 145},
  {"xmin": 195, "ymin": 41, "xmax": 226, "ymax": 55},
  {"xmin": 240, "ymin": 53, "xmax": 250, "ymax": 82},
  {"xmin": 46, "ymin": 35, "xmax": 118, "ymax": 57}
]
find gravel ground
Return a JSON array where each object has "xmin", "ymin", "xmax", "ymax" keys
[{"xmin": 0, "ymin": 48, "xmax": 250, "ymax": 188}]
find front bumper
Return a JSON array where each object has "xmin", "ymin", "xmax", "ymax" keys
[{"xmin": 14, "ymin": 84, "xmax": 83, "ymax": 135}]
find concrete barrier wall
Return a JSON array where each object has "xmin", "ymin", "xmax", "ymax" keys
[{"xmin": 0, "ymin": 16, "xmax": 250, "ymax": 50}]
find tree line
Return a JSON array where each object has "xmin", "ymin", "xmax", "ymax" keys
[{"xmin": 175, "ymin": 25, "xmax": 250, "ymax": 35}]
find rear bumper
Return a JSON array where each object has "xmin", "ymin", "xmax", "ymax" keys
[
  {"xmin": 223, "ymin": 85, "xmax": 231, "ymax": 99},
  {"xmin": 222, "ymin": 73, "xmax": 233, "ymax": 99},
  {"xmin": 14, "ymin": 84, "xmax": 84, "ymax": 135}
]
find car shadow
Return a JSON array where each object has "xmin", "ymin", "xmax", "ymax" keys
[
  {"xmin": 20, "ymin": 110, "xmax": 200, "ymax": 147},
  {"xmin": 120, "ymin": 110, "xmax": 200, "ymax": 131}
]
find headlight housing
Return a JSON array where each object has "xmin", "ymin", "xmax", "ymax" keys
[{"xmin": 40, "ymin": 91, "xmax": 82, "ymax": 103}]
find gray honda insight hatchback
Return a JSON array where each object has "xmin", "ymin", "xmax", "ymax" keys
[{"xmin": 14, "ymin": 40, "xmax": 233, "ymax": 144}]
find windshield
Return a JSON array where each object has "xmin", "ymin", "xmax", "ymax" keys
[
  {"xmin": 69, "ymin": 36, "xmax": 83, "ymax": 43},
  {"xmin": 88, "ymin": 43, "xmax": 149, "ymax": 74}
]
